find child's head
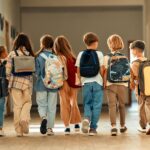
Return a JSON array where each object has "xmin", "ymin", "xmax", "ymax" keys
[
  {"xmin": 40, "ymin": 34, "xmax": 54, "ymax": 49},
  {"xmin": 0, "ymin": 46, "xmax": 8, "ymax": 59},
  {"xmin": 107, "ymin": 34, "xmax": 124, "ymax": 51},
  {"xmin": 13, "ymin": 33, "xmax": 34, "ymax": 56},
  {"xmin": 54, "ymin": 35, "xmax": 75, "ymax": 59},
  {"xmin": 83, "ymin": 32, "xmax": 99, "ymax": 49},
  {"xmin": 130, "ymin": 40, "xmax": 145, "ymax": 57}
]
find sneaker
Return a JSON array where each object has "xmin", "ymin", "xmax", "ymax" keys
[
  {"xmin": 111, "ymin": 128, "xmax": 118, "ymax": 136},
  {"xmin": 89, "ymin": 128, "xmax": 97, "ymax": 136},
  {"xmin": 74, "ymin": 124, "xmax": 80, "ymax": 132},
  {"xmin": 82, "ymin": 119, "xmax": 90, "ymax": 134},
  {"xmin": 20, "ymin": 120, "xmax": 29, "ymax": 134},
  {"xmin": 137, "ymin": 127, "xmax": 146, "ymax": 133},
  {"xmin": 0, "ymin": 129, "xmax": 4, "ymax": 136},
  {"xmin": 146, "ymin": 128, "xmax": 150, "ymax": 135},
  {"xmin": 65, "ymin": 128, "xmax": 70, "ymax": 135},
  {"xmin": 40, "ymin": 119, "xmax": 47, "ymax": 134},
  {"xmin": 120, "ymin": 126, "xmax": 127, "ymax": 133},
  {"xmin": 16, "ymin": 132, "xmax": 23, "ymax": 137},
  {"xmin": 47, "ymin": 128, "xmax": 54, "ymax": 136}
]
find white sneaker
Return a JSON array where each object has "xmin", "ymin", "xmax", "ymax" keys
[
  {"xmin": 137, "ymin": 127, "xmax": 146, "ymax": 133},
  {"xmin": 47, "ymin": 128, "xmax": 54, "ymax": 136},
  {"xmin": 82, "ymin": 119, "xmax": 90, "ymax": 134},
  {"xmin": 0, "ymin": 129, "xmax": 4, "ymax": 136}
]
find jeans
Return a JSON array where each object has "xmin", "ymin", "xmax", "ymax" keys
[
  {"xmin": 0, "ymin": 97, "xmax": 5, "ymax": 128},
  {"xmin": 83, "ymin": 82, "xmax": 103, "ymax": 129},
  {"xmin": 36, "ymin": 91, "xmax": 57, "ymax": 128}
]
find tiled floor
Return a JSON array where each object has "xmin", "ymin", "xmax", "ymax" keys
[{"xmin": 0, "ymin": 103, "xmax": 150, "ymax": 150}]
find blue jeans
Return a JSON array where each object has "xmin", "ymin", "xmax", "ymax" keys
[
  {"xmin": 36, "ymin": 91, "xmax": 57, "ymax": 128},
  {"xmin": 0, "ymin": 97, "xmax": 5, "ymax": 128},
  {"xmin": 83, "ymin": 82, "xmax": 103, "ymax": 129}
]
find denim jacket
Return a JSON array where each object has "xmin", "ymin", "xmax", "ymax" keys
[{"xmin": 34, "ymin": 50, "xmax": 58, "ymax": 92}]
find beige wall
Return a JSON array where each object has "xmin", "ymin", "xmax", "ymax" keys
[
  {"xmin": 21, "ymin": 6, "xmax": 143, "ymax": 104},
  {"xmin": 0, "ymin": 0, "xmax": 20, "ymax": 49},
  {"xmin": 21, "ymin": 0, "xmax": 144, "ymax": 7}
]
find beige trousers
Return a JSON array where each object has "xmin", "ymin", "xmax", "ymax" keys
[
  {"xmin": 11, "ymin": 88, "xmax": 32, "ymax": 133},
  {"xmin": 59, "ymin": 81, "xmax": 81, "ymax": 127},
  {"xmin": 106, "ymin": 85, "xmax": 127, "ymax": 127},
  {"xmin": 136, "ymin": 94, "xmax": 150, "ymax": 128}
]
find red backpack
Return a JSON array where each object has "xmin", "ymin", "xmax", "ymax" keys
[{"xmin": 66, "ymin": 58, "xmax": 81, "ymax": 88}]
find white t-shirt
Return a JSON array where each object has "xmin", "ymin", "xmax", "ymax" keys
[
  {"xmin": 103, "ymin": 51, "xmax": 128, "ymax": 87},
  {"xmin": 75, "ymin": 50, "xmax": 104, "ymax": 86}
]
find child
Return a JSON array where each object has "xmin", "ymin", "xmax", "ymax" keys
[
  {"xmin": 6, "ymin": 33, "xmax": 34, "ymax": 137},
  {"xmin": 130, "ymin": 40, "xmax": 150, "ymax": 135},
  {"xmin": 0, "ymin": 46, "xmax": 8, "ymax": 136},
  {"xmin": 35, "ymin": 34, "xmax": 58, "ymax": 135},
  {"xmin": 104, "ymin": 34, "xmax": 128, "ymax": 136},
  {"xmin": 76, "ymin": 32, "xmax": 104, "ymax": 136},
  {"xmin": 54, "ymin": 36, "xmax": 81, "ymax": 135}
]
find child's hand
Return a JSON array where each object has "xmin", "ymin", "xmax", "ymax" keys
[{"xmin": 130, "ymin": 82, "xmax": 135, "ymax": 90}]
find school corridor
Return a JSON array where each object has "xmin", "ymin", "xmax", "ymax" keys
[{"xmin": 1, "ymin": 0, "xmax": 150, "ymax": 150}]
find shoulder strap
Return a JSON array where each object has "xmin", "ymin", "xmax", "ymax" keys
[
  {"xmin": 14, "ymin": 50, "xmax": 19, "ymax": 56},
  {"xmin": 40, "ymin": 53, "xmax": 48, "ymax": 60}
]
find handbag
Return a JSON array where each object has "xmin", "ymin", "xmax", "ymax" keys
[{"xmin": 12, "ymin": 50, "xmax": 35, "ymax": 76}]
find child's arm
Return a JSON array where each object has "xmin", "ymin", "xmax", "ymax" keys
[
  {"xmin": 6, "ymin": 53, "xmax": 12, "ymax": 81},
  {"xmin": 77, "ymin": 67, "xmax": 81, "ymax": 83}
]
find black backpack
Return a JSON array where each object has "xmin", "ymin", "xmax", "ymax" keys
[
  {"xmin": 80, "ymin": 50, "xmax": 100, "ymax": 78},
  {"xmin": 107, "ymin": 52, "xmax": 130, "ymax": 83},
  {"xmin": 0, "ymin": 60, "xmax": 8, "ymax": 98}
]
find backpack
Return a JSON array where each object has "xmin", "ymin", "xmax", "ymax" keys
[
  {"xmin": 107, "ymin": 52, "xmax": 130, "ymax": 83},
  {"xmin": 40, "ymin": 53, "xmax": 64, "ymax": 90},
  {"xmin": 0, "ymin": 60, "xmax": 8, "ymax": 98},
  {"xmin": 136, "ymin": 59, "xmax": 150, "ymax": 96},
  {"xmin": 80, "ymin": 50, "xmax": 100, "ymax": 78},
  {"xmin": 12, "ymin": 50, "xmax": 35, "ymax": 76},
  {"xmin": 66, "ymin": 58, "xmax": 81, "ymax": 88}
]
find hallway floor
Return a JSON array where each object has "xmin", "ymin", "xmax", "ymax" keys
[{"xmin": 0, "ymin": 103, "xmax": 150, "ymax": 150}]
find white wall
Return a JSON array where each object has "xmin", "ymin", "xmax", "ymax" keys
[
  {"xmin": 21, "ymin": 6, "xmax": 143, "ymax": 104},
  {"xmin": 0, "ymin": 0, "xmax": 20, "ymax": 48}
]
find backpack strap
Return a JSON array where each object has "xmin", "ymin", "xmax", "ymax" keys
[{"xmin": 40, "ymin": 53, "xmax": 48, "ymax": 60}]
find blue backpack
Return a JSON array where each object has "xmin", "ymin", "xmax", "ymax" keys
[
  {"xmin": 107, "ymin": 52, "xmax": 130, "ymax": 83},
  {"xmin": 80, "ymin": 50, "xmax": 100, "ymax": 78}
]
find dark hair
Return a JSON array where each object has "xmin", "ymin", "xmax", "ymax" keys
[
  {"xmin": 54, "ymin": 35, "xmax": 76, "ymax": 60},
  {"xmin": 130, "ymin": 40, "xmax": 145, "ymax": 52},
  {"xmin": 36, "ymin": 34, "xmax": 54, "ymax": 56},
  {"xmin": 83, "ymin": 32, "xmax": 99, "ymax": 46},
  {"xmin": 12, "ymin": 33, "xmax": 34, "ymax": 56}
]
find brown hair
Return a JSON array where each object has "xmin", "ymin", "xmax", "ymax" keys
[
  {"xmin": 0, "ymin": 46, "xmax": 7, "ymax": 59},
  {"xmin": 107, "ymin": 34, "xmax": 124, "ymax": 51},
  {"xmin": 36, "ymin": 34, "xmax": 54, "ymax": 56},
  {"xmin": 54, "ymin": 36, "xmax": 76, "ymax": 60},
  {"xmin": 83, "ymin": 32, "xmax": 99, "ymax": 46},
  {"xmin": 130, "ymin": 40, "xmax": 145, "ymax": 52},
  {"xmin": 12, "ymin": 33, "xmax": 34, "ymax": 56}
]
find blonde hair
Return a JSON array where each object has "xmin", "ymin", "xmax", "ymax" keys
[
  {"xmin": 54, "ymin": 36, "xmax": 76, "ymax": 60},
  {"xmin": 107, "ymin": 34, "xmax": 124, "ymax": 51}
]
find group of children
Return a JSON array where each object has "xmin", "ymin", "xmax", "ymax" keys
[{"xmin": 0, "ymin": 32, "xmax": 150, "ymax": 137}]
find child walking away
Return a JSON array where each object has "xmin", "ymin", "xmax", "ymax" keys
[
  {"xmin": 35, "ymin": 35, "xmax": 61, "ymax": 135},
  {"xmin": 104, "ymin": 34, "xmax": 130, "ymax": 136},
  {"xmin": 6, "ymin": 33, "xmax": 35, "ymax": 137},
  {"xmin": 0, "ymin": 46, "xmax": 8, "ymax": 136},
  {"xmin": 130, "ymin": 40, "xmax": 150, "ymax": 135},
  {"xmin": 54, "ymin": 36, "xmax": 81, "ymax": 135},
  {"xmin": 76, "ymin": 32, "xmax": 104, "ymax": 136}
]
